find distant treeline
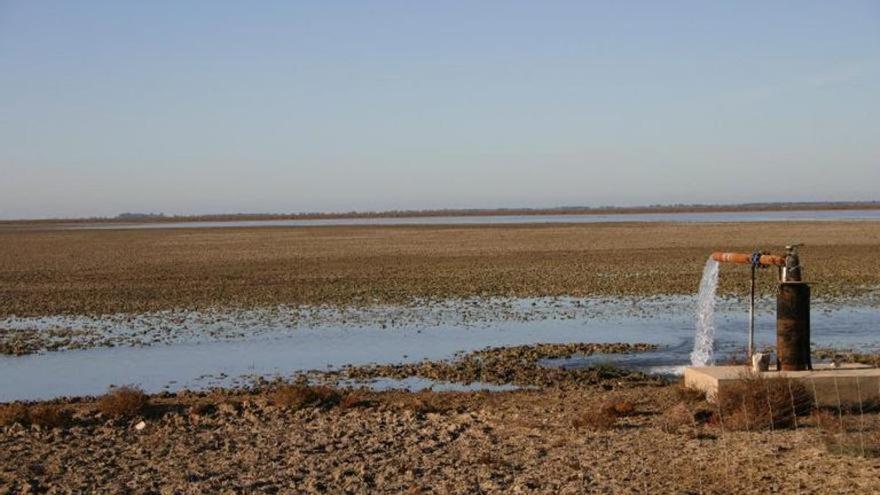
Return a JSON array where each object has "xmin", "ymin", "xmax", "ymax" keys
[
  {"xmin": 116, "ymin": 212, "xmax": 167, "ymax": 220},
  {"xmin": 4, "ymin": 201, "xmax": 880, "ymax": 225}
]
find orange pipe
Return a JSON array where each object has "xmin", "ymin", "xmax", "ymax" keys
[{"xmin": 711, "ymin": 252, "xmax": 785, "ymax": 266}]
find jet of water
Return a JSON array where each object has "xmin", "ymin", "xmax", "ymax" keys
[{"xmin": 690, "ymin": 257, "xmax": 720, "ymax": 366}]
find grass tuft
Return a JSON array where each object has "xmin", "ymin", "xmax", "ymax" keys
[
  {"xmin": 601, "ymin": 400, "xmax": 636, "ymax": 418},
  {"xmin": 0, "ymin": 403, "xmax": 72, "ymax": 428},
  {"xmin": 822, "ymin": 431, "xmax": 880, "ymax": 458},
  {"xmin": 573, "ymin": 399, "xmax": 637, "ymax": 431},
  {"xmin": 660, "ymin": 402, "xmax": 697, "ymax": 433},
  {"xmin": 572, "ymin": 409, "xmax": 617, "ymax": 431},
  {"xmin": 0, "ymin": 403, "xmax": 30, "ymax": 426},
  {"xmin": 716, "ymin": 373, "xmax": 812, "ymax": 431},
  {"xmin": 674, "ymin": 378, "xmax": 706, "ymax": 403},
  {"xmin": 98, "ymin": 386, "xmax": 149, "ymax": 419},
  {"xmin": 338, "ymin": 393, "xmax": 375, "ymax": 410},
  {"xmin": 27, "ymin": 404, "xmax": 73, "ymax": 428}
]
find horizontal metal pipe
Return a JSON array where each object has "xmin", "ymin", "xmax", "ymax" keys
[{"xmin": 711, "ymin": 251, "xmax": 785, "ymax": 267}]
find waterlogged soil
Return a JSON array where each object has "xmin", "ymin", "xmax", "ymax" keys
[
  {"xmin": 319, "ymin": 342, "xmax": 660, "ymax": 389},
  {"xmin": 2, "ymin": 295, "xmax": 877, "ymax": 366},
  {"xmin": 0, "ymin": 297, "xmax": 674, "ymax": 356},
  {"xmin": 3, "ymin": 376, "xmax": 880, "ymax": 493},
  {"xmin": 1, "ymin": 294, "xmax": 748, "ymax": 357},
  {"xmin": 1, "ymin": 222, "xmax": 879, "ymax": 317}
]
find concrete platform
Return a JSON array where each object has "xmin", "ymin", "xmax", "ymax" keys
[{"xmin": 684, "ymin": 364, "xmax": 880, "ymax": 407}]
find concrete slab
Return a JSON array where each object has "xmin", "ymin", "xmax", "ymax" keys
[{"xmin": 684, "ymin": 364, "xmax": 880, "ymax": 407}]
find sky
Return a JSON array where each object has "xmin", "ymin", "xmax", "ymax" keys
[{"xmin": 1, "ymin": 1, "xmax": 878, "ymax": 219}]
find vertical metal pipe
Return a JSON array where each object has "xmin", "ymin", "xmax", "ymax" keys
[
  {"xmin": 777, "ymin": 282, "xmax": 811, "ymax": 371},
  {"xmin": 784, "ymin": 245, "xmax": 802, "ymax": 282},
  {"xmin": 748, "ymin": 264, "xmax": 756, "ymax": 358}
]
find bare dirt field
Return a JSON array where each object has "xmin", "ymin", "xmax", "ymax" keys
[
  {"xmin": 1, "ymin": 221, "xmax": 878, "ymax": 317},
  {"xmin": 3, "ymin": 363, "xmax": 880, "ymax": 494}
]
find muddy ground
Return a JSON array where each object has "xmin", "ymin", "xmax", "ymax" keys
[
  {"xmin": 3, "ymin": 375, "xmax": 880, "ymax": 494},
  {"xmin": 3, "ymin": 343, "xmax": 880, "ymax": 493},
  {"xmin": 1, "ymin": 221, "xmax": 879, "ymax": 317}
]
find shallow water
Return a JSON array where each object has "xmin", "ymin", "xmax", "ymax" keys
[
  {"xmin": 66, "ymin": 209, "xmax": 880, "ymax": 230},
  {"xmin": 1, "ymin": 300, "xmax": 877, "ymax": 402},
  {"xmin": 548, "ymin": 307, "xmax": 880, "ymax": 375}
]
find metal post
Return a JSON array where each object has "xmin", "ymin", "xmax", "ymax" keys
[
  {"xmin": 777, "ymin": 282, "xmax": 811, "ymax": 370},
  {"xmin": 748, "ymin": 263, "xmax": 756, "ymax": 358}
]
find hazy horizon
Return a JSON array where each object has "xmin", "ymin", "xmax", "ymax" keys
[
  {"xmin": 6, "ymin": 199, "xmax": 880, "ymax": 223},
  {"xmin": 2, "ymin": 1, "xmax": 879, "ymax": 220}
]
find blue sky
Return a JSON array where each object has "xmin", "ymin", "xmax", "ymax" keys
[{"xmin": 1, "ymin": 1, "xmax": 878, "ymax": 219}]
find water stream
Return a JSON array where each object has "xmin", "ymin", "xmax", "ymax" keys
[{"xmin": 690, "ymin": 258, "xmax": 720, "ymax": 366}]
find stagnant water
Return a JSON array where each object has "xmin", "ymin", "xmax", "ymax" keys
[
  {"xmin": 690, "ymin": 258, "xmax": 720, "ymax": 366},
  {"xmin": 1, "ymin": 298, "xmax": 878, "ymax": 402}
]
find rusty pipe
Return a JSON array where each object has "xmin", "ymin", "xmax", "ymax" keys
[
  {"xmin": 711, "ymin": 252, "xmax": 785, "ymax": 267},
  {"xmin": 777, "ymin": 282, "xmax": 811, "ymax": 371}
]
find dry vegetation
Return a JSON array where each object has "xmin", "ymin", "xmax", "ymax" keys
[
  {"xmin": 97, "ymin": 386, "xmax": 149, "ymax": 419},
  {"xmin": 1, "ymin": 221, "xmax": 879, "ymax": 316},
  {"xmin": 716, "ymin": 373, "xmax": 813, "ymax": 431},
  {"xmin": 0, "ymin": 403, "xmax": 71, "ymax": 429},
  {"xmin": 572, "ymin": 399, "xmax": 638, "ymax": 430}
]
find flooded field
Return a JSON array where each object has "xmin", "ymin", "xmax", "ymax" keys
[
  {"xmin": 2, "ymin": 297, "xmax": 878, "ymax": 401},
  {"xmin": 3, "ymin": 220, "xmax": 880, "ymax": 494},
  {"xmin": 2, "ymin": 220, "xmax": 879, "ymax": 401}
]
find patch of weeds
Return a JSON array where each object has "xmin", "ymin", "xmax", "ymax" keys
[
  {"xmin": 659, "ymin": 401, "xmax": 716, "ymax": 437},
  {"xmin": 573, "ymin": 399, "xmax": 636, "ymax": 431},
  {"xmin": 811, "ymin": 408, "xmax": 880, "ymax": 458},
  {"xmin": 822, "ymin": 431, "xmax": 880, "ymax": 458},
  {"xmin": 269, "ymin": 385, "xmax": 341, "ymax": 410},
  {"xmin": 0, "ymin": 403, "xmax": 30, "ymax": 426},
  {"xmin": 27, "ymin": 404, "xmax": 72, "ymax": 428},
  {"xmin": 338, "ymin": 393, "xmax": 375, "ymax": 410},
  {"xmin": 809, "ymin": 409, "xmax": 845, "ymax": 433},
  {"xmin": 659, "ymin": 403, "xmax": 695, "ymax": 433},
  {"xmin": 0, "ymin": 403, "xmax": 72, "ymax": 428},
  {"xmin": 601, "ymin": 400, "xmax": 636, "ymax": 417},
  {"xmin": 393, "ymin": 392, "xmax": 455, "ymax": 415},
  {"xmin": 674, "ymin": 378, "xmax": 706, "ymax": 403},
  {"xmin": 573, "ymin": 408, "xmax": 617, "ymax": 431},
  {"xmin": 716, "ymin": 373, "xmax": 812, "ymax": 431},
  {"xmin": 98, "ymin": 386, "xmax": 149, "ymax": 419}
]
